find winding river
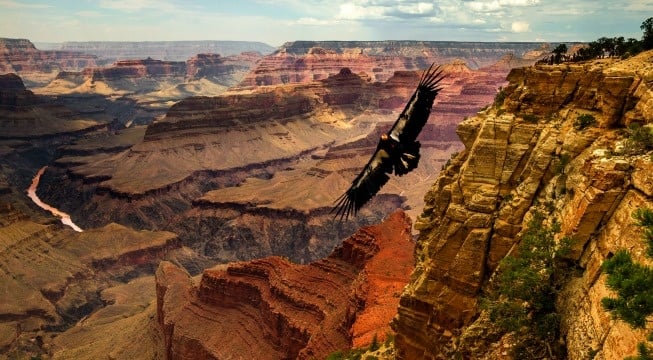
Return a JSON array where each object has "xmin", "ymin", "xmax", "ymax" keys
[{"xmin": 27, "ymin": 166, "xmax": 83, "ymax": 232}]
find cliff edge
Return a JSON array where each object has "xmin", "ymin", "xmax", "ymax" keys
[{"xmin": 393, "ymin": 51, "xmax": 653, "ymax": 359}]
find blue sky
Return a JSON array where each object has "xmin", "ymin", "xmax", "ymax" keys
[{"xmin": 0, "ymin": 0, "xmax": 650, "ymax": 47}]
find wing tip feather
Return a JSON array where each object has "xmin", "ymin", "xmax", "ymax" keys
[{"xmin": 419, "ymin": 63, "xmax": 446, "ymax": 93}]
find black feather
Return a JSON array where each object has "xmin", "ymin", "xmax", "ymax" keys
[{"xmin": 332, "ymin": 64, "xmax": 445, "ymax": 220}]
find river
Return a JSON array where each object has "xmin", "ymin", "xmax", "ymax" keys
[{"xmin": 27, "ymin": 166, "xmax": 83, "ymax": 232}]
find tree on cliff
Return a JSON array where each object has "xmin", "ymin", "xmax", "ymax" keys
[
  {"xmin": 570, "ymin": 17, "xmax": 652, "ymax": 62},
  {"xmin": 642, "ymin": 17, "xmax": 653, "ymax": 50},
  {"xmin": 552, "ymin": 43, "xmax": 567, "ymax": 64},
  {"xmin": 481, "ymin": 211, "xmax": 573, "ymax": 359}
]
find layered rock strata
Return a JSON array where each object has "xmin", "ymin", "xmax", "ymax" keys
[
  {"xmin": 0, "ymin": 73, "xmax": 105, "ymax": 138},
  {"xmin": 41, "ymin": 63, "xmax": 505, "ymax": 265},
  {"xmin": 156, "ymin": 210, "xmax": 414, "ymax": 360},
  {"xmin": 38, "ymin": 51, "xmax": 262, "ymax": 99},
  {"xmin": 0, "ymin": 38, "xmax": 97, "ymax": 73},
  {"xmin": 54, "ymin": 40, "xmax": 275, "ymax": 62},
  {"xmin": 392, "ymin": 51, "xmax": 653, "ymax": 358},
  {"xmin": 0, "ymin": 38, "xmax": 98, "ymax": 87},
  {"xmin": 239, "ymin": 41, "xmax": 547, "ymax": 86}
]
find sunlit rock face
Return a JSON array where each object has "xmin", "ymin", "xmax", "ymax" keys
[
  {"xmin": 392, "ymin": 51, "xmax": 653, "ymax": 359},
  {"xmin": 156, "ymin": 210, "xmax": 414, "ymax": 360},
  {"xmin": 238, "ymin": 40, "xmax": 547, "ymax": 87}
]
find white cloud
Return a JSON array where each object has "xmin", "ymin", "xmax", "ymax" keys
[
  {"xmin": 511, "ymin": 21, "xmax": 530, "ymax": 32},
  {"xmin": 98, "ymin": 0, "xmax": 179, "ymax": 13},
  {"xmin": 337, "ymin": 3, "xmax": 385, "ymax": 20},
  {"xmin": 75, "ymin": 11, "xmax": 104, "ymax": 18},
  {"xmin": 295, "ymin": 17, "xmax": 336, "ymax": 26},
  {"xmin": 464, "ymin": 0, "xmax": 539, "ymax": 12},
  {"xmin": 0, "ymin": 0, "xmax": 51, "ymax": 9}
]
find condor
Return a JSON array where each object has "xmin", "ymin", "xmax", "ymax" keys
[{"xmin": 333, "ymin": 63, "xmax": 445, "ymax": 220}]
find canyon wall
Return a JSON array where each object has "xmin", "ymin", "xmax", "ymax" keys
[
  {"xmin": 0, "ymin": 38, "xmax": 98, "ymax": 87},
  {"xmin": 53, "ymin": 40, "xmax": 276, "ymax": 62},
  {"xmin": 40, "ymin": 62, "xmax": 508, "ymax": 267},
  {"xmin": 156, "ymin": 210, "xmax": 414, "ymax": 360},
  {"xmin": 239, "ymin": 40, "xmax": 547, "ymax": 87},
  {"xmin": 392, "ymin": 51, "xmax": 653, "ymax": 359}
]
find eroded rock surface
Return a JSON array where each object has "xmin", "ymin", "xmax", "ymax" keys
[
  {"xmin": 392, "ymin": 50, "xmax": 653, "ymax": 359},
  {"xmin": 156, "ymin": 210, "xmax": 414, "ymax": 360}
]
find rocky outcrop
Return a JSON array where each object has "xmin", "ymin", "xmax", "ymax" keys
[
  {"xmin": 84, "ymin": 58, "xmax": 187, "ymax": 81},
  {"xmin": 186, "ymin": 52, "xmax": 262, "ymax": 84},
  {"xmin": 0, "ymin": 73, "xmax": 36, "ymax": 108},
  {"xmin": 156, "ymin": 210, "xmax": 414, "ymax": 360},
  {"xmin": 392, "ymin": 51, "xmax": 653, "ymax": 359},
  {"xmin": 0, "ymin": 73, "xmax": 106, "ymax": 138},
  {"xmin": 0, "ymin": 38, "xmax": 97, "ymax": 73},
  {"xmin": 238, "ymin": 41, "xmax": 545, "ymax": 86},
  {"xmin": 0, "ymin": 38, "xmax": 98, "ymax": 87}
]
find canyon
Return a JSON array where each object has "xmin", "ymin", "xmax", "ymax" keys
[{"xmin": 8, "ymin": 36, "xmax": 644, "ymax": 360}]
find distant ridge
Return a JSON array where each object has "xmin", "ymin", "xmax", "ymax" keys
[
  {"xmin": 40, "ymin": 40, "xmax": 277, "ymax": 62},
  {"xmin": 279, "ymin": 40, "xmax": 546, "ymax": 55}
]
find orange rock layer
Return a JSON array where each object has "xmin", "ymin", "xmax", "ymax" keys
[{"xmin": 156, "ymin": 210, "xmax": 415, "ymax": 360}]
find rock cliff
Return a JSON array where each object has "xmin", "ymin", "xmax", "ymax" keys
[
  {"xmin": 0, "ymin": 73, "xmax": 106, "ymax": 138},
  {"xmin": 238, "ymin": 41, "xmax": 546, "ymax": 87},
  {"xmin": 392, "ymin": 51, "xmax": 653, "ymax": 359},
  {"xmin": 0, "ymin": 38, "xmax": 98, "ymax": 87},
  {"xmin": 36, "ymin": 52, "xmax": 263, "ymax": 112},
  {"xmin": 156, "ymin": 210, "xmax": 414, "ymax": 360}
]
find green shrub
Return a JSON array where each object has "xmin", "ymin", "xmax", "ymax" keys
[
  {"xmin": 523, "ymin": 113, "xmax": 539, "ymax": 123},
  {"xmin": 622, "ymin": 123, "xmax": 653, "ymax": 155},
  {"xmin": 384, "ymin": 332, "xmax": 395, "ymax": 347},
  {"xmin": 573, "ymin": 114, "xmax": 596, "ymax": 130},
  {"xmin": 601, "ymin": 208, "xmax": 653, "ymax": 358},
  {"xmin": 482, "ymin": 211, "xmax": 573, "ymax": 357},
  {"xmin": 553, "ymin": 153, "xmax": 571, "ymax": 175},
  {"xmin": 494, "ymin": 87, "xmax": 506, "ymax": 108},
  {"xmin": 369, "ymin": 334, "xmax": 379, "ymax": 352}
]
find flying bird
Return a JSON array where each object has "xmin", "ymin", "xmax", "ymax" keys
[{"xmin": 333, "ymin": 63, "xmax": 445, "ymax": 220}]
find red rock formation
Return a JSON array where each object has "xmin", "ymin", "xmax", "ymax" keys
[
  {"xmin": 186, "ymin": 52, "xmax": 262, "ymax": 83},
  {"xmin": 238, "ymin": 41, "xmax": 543, "ymax": 87},
  {"xmin": 156, "ymin": 210, "xmax": 414, "ymax": 360},
  {"xmin": 82, "ymin": 58, "xmax": 187, "ymax": 81},
  {"xmin": 0, "ymin": 38, "xmax": 97, "ymax": 74},
  {"xmin": 0, "ymin": 73, "xmax": 37, "ymax": 109}
]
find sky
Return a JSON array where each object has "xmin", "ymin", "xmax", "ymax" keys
[{"xmin": 0, "ymin": 0, "xmax": 651, "ymax": 47}]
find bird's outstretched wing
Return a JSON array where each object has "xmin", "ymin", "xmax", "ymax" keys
[
  {"xmin": 388, "ymin": 63, "xmax": 445, "ymax": 143},
  {"xmin": 332, "ymin": 63, "xmax": 445, "ymax": 221},
  {"xmin": 332, "ymin": 145, "xmax": 393, "ymax": 221}
]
